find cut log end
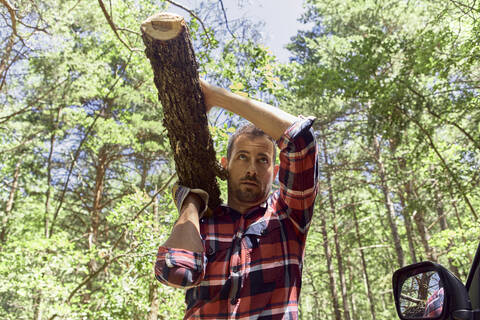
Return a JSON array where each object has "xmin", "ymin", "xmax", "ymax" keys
[{"xmin": 141, "ymin": 12, "xmax": 185, "ymax": 41}]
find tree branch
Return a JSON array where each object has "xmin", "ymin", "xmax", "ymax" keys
[
  {"xmin": 449, "ymin": 0, "xmax": 480, "ymax": 14},
  {"xmin": 97, "ymin": 0, "xmax": 142, "ymax": 52},
  {"xmin": 0, "ymin": 77, "xmax": 69, "ymax": 124},
  {"xmin": 49, "ymin": 111, "xmax": 103, "ymax": 238},
  {"xmin": 0, "ymin": 0, "xmax": 17, "ymax": 36},
  {"xmin": 111, "ymin": 172, "xmax": 176, "ymax": 251},
  {"xmin": 394, "ymin": 105, "xmax": 478, "ymax": 220},
  {"xmin": 218, "ymin": 0, "xmax": 235, "ymax": 38},
  {"xmin": 65, "ymin": 253, "xmax": 127, "ymax": 303},
  {"xmin": 400, "ymin": 79, "xmax": 480, "ymax": 151},
  {"xmin": 0, "ymin": 0, "xmax": 18, "ymax": 90},
  {"xmin": 164, "ymin": 0, "xmax": 213, "ymax": 47},
  {"xmin": 57, "ymin": 172, "xmax": 175, "ymax": 309}
]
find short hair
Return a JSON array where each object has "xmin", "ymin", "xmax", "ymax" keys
[{"xmin": 226, "ymin": 123, "xmax": 277, "ymax": 162}]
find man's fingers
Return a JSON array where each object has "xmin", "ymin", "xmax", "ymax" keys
[{"xmin": 199, "ymin": 79, "xmax": 213, "ymax": 112}]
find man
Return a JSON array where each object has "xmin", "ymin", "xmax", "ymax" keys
[
  {"xmin": 423, "ymin": 287, "xmax": 444, "ymax": 318},
  {"xmin": 155, "ymin": 79, "xmax": 318, "ymax": 319}
]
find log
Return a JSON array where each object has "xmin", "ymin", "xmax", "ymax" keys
[{"xmin": 141, "ymin": 12, "xmax": 226, "ymax": 210}]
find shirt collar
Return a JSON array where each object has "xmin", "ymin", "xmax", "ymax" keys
[{"xmin": 214, "ymin": 201, "xmax": 268, "ymax": 219}]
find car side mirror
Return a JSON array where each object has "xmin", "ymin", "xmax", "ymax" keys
[{"xmin": 393, "ymin": 261, "xmax": 472, "ymax": 320}]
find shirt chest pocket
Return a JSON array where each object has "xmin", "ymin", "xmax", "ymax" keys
[
  {"xmin": 203, "ymin": 238, "xmax": 233, "ymax": 279},
  {"xmin": 244, "ymin": 218, "xmax": 284, "ymax": 284}
]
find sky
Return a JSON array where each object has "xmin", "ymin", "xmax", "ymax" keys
[{"xmin": 169, "ymin": 0, "xmax": 310, "ymax": 62}]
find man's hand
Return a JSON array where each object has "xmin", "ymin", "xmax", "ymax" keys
[
  {"xmin": 199, "ymin": 79, "xmax": 215, "ymax": 113},
  {"xmin": 179, "ymin": 193, "xmax": 203, "ymax": 216}
]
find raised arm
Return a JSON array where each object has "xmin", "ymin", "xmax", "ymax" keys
[
  {"xmin": 162, "ymin": 193, "xmax": 204, "ymax": 252},
  {"xmin": 155, "ymin": 192, "xmax": 206, "ymax": 288},
  {"xmin": 200, "ymin": 80, "xmax": 297, "ymax": 141}
]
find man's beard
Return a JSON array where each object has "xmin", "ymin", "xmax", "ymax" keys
[{"xmin": 228, "ymin": 178, "xmax": 270, "ymax": 204}]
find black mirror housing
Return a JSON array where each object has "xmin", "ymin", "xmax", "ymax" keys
[{"xmin": 393, "ymin": 261, "xmax": 471, "ymax": 320}]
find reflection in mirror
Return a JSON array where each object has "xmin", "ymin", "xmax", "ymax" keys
[{"xmin": 400, "ymin": 271, "xmax": 444, "ymax": 319}]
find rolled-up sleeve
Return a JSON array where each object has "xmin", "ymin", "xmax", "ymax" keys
[
  {"xmin": 155, "ymin": 246, "xmax": 206, "ymax": 288},
  {"xmin": 276, "ymin": 116, "xmax": 318, "ymax": 234}
]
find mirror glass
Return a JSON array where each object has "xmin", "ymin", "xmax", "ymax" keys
[{"xmin": 399, "ymin": 271, "xmax": 444, "ymax": 318}]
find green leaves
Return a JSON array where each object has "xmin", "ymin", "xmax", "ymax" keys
[
  {"xmin": 1, "ymin": 0, "xmax": 478, "ymax": 318},
  {"xmin": 288, "ymin": 0, "xmax": 479, "ymax": 317}
]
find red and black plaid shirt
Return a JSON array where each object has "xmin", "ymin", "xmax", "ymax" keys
[{"xmin": 156, "ymin": 117, "xmax": 318, "ymax": 319}]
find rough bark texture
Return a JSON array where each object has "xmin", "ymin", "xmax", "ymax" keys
[{"xmin": 141, "ymin": 13, "xmax": 226, "ymax": 210}]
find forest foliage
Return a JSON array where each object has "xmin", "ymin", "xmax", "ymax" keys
[{"xmin": 0, "ymin": 0, "xmax": 479, "ymax": 319}]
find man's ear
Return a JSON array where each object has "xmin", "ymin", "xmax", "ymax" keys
[
  {"xmin": 221, "ymin": 157, "xmax": 228, "ymax": 169},
  {"xmin": 274, "ymin": 164, "xmax": 280, "ymax": 178}
]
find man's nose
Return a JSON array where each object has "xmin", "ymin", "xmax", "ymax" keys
[{"xmin": 246, "ymin": 161, "xmax": 257, "ymax": 177}]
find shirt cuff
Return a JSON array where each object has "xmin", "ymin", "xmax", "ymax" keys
[
  {"xmin": 276, "ymin": 115, "xmax": 316, "ymax": 149},
  {"xmin": 158, "ymin": 246, "xmax": 205, "ymax": 271},
  {"xmin": 155, "ymin": 246, "xmax": 206, "ymax": 288}
]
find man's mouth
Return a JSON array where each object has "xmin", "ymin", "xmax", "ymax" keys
[{"xmin": 241, "ymin": 181, "xmax": 258, "ymax": 186}]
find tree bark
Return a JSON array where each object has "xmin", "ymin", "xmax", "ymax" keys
[
  {"xmin": 1, "ymin": 161, "xmax": 20, "ymax": 244},
  {"xmin": 148, "ymin": 191, "xmax": 160, "ymax": 320},
  {"xmin": 319, "ymin": 203, "xmax": 342, "ymax": 320},
  {"xmin": 372, "ymin": 136, "xmax": 405, "ymax": 268},
  {"xmin": 394, "ymin": 153, "xmax": 418, "ymax": 265},
  {"xmin": 407, "ymin": 183, "xmax": 437, "ymax": 262},
  {"xmin": 141, "ymin": 13, "xmax": 226, "ymax": 210},
  {"xmin": 45, "ymin": 106, "xmax": 62, "ymax": 238},
  {"xmin": 317, "ymin": 128, "xmax": 341, "ymax": 320},
  {"xmin": 352, "ymin": 203, "xmax": 376, "ymax": 320},
  {"xmin": 398, "ymin": 187, "xmax": 417, "ymax": 264},
  {"xmin": 85, "ymin": 146, "xmax": 109, "ymax": 302},
  {"xmin": 320, "ymin": 130, "xmax": 351, "ymax": 320},
  {"xmin": 434, "ymin": 188, "xmax": 460, "ymax": 277}
]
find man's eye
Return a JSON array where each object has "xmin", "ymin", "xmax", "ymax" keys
[
  {"xmin": 259, "ymin": 158, "xmax": 268, "ymax": 164},
  {"xmin": 238, "ymin": 154, "xmax": 246, "ymax": 160}
]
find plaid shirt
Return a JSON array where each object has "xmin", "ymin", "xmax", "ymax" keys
[
  {"xmin": 156, "ymin": 117, "xmax": 318, "ymax": 319},
  {"xmin": 423, "ymin": 287, "xmax": 444, "ymax": 317}
]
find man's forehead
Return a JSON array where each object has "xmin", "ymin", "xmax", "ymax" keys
[{"xmin": 231, "ymin": 135, "xmax": 275, "ymax": 155}]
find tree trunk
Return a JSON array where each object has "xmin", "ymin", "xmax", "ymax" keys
[
  {"xmin": 434, "ymin": 189, "xmax": 460, "ymax": 277},
  {"xmin": 85, "ymin": 146, "xmax": 108, "ymax": 302},
  {"xmin": 317, "ymin": 128, "xmax": 341, "ymax": 320},
  {"xmin": 1, "ymin": 161, "xmax": 21, "ymax": 244},
  {"xmin": 394, "ymin": 154, "xmax": 418, "ymax": 265},
  {"xmin": 398, "ymin": 189, "xmax": 417, "ymax": 264},
  {"xmin": 352, "ymin": 203, "xmax": 376, "ymax": 320},
  {"xmin": 0, "ymin": 16, "xmax": 16, "ymax": 92},
  {"xmin": 320, "ymin": 130, "xmax": 351, "ymax": 320},
  {"xmin": 148, "ymin": 191, "xmax": 160, "ymax": 320},
  {"xmin": 372, "ymin": 136, "xmax": 404, "ymax": 268},
  {"xmin": 32, "ymin": 292, "xmax": 42, "ymax": 320},
  {"xmin": 45, "ymin": 106, "xmax": 62, "ymax": 238},
  {"xmin": 319, "ymin": 204, "xmax": 341, "ymax": 320},
  {"xmin": 407, "ymin": 183, "xmax": 437, "ymax": 262},
  {"xmin": 141, "ymin": 13, "xmax": 226, "ymax": 210},
  {"xmin": 346, "ymin": 255, "xmax": 357, "ymax": 319}
]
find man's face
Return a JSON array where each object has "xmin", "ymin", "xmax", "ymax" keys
[{"xmin": 222, "ymin": 134, "xmax": 279, "ymax": 212}]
